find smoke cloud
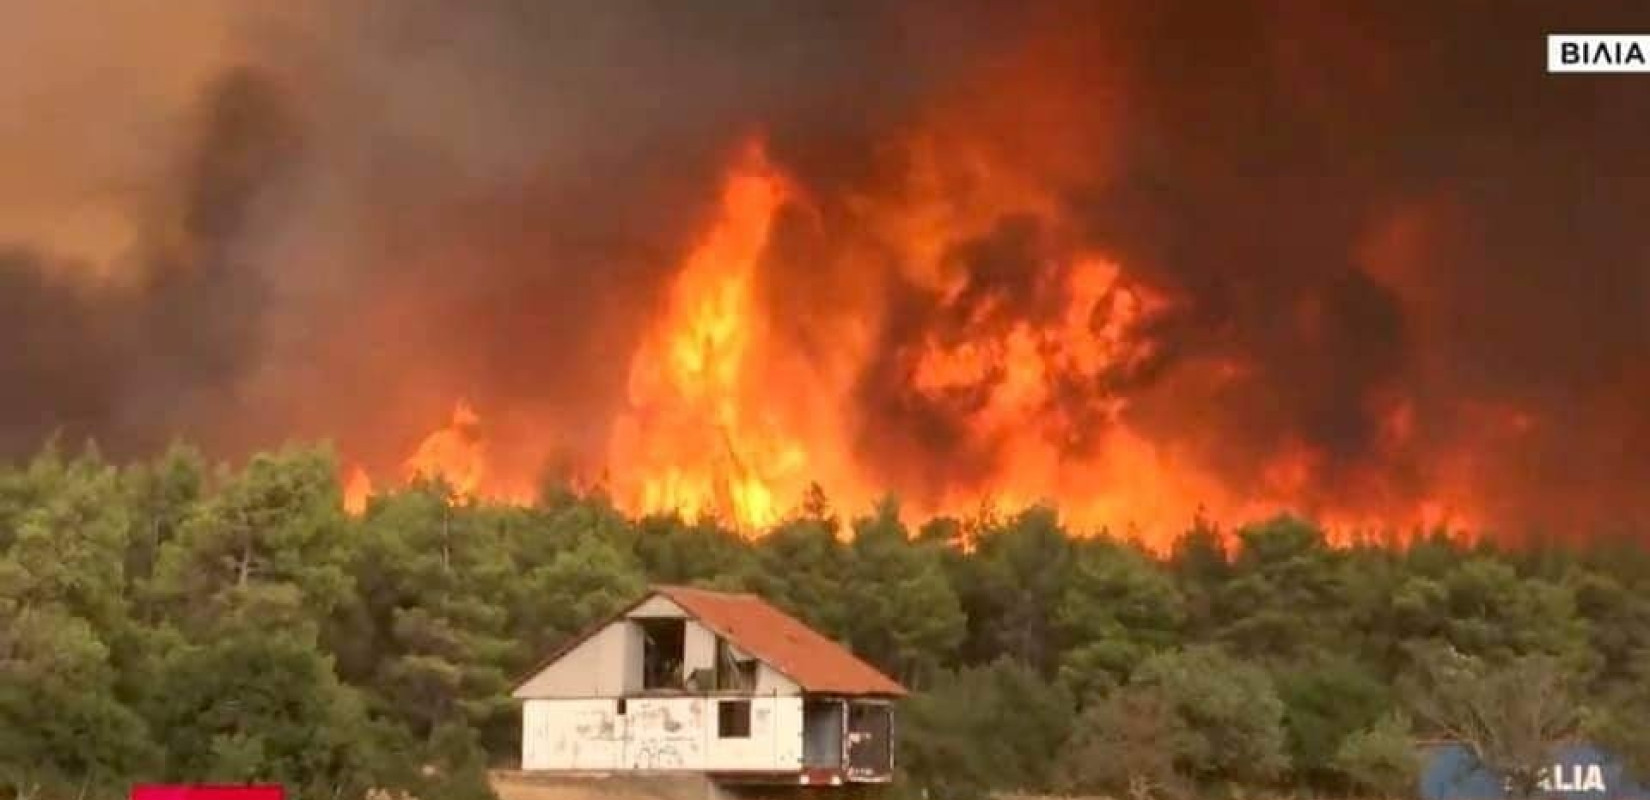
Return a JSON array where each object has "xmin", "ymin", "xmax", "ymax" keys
[{"xmin": 3, "ymin": 1, "xmax": 1647, "ymax": 538}]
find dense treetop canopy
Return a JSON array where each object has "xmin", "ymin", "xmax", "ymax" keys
[{"xmin": 3, "ymin": 441, "xmax": 1648, "ymax": 800}]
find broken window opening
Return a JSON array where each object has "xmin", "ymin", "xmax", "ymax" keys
[
  {"xmin": 846, "ymin": 702, "xmax": 894, "ymax": 778},
  {"xmin": 686, "ymin": 666, "xmax": 716, "ymax": 692},
  {"xmin": 638, "ymin": 618, "xmax": 685, "ymax": 691},
  {"xmin": 715, "ymin": 637, "xmax": 758, "ymax": 692},
  {"xmin": 718, "ymin": 700, "xmax": 752, "ymax": 738},
  {"xmin": 803, "ymin": 700, "xmax": 845, "ymax": 768}
]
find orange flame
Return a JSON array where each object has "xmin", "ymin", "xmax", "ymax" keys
[
  {"xmin": 404, "ymin": 400, "xmax": 487, "ymax": 497},
  {"xmin": 343, "ymin": 401, "xmax": 535, "ymax": 514},
  {"xmin": 336, "ymin": 131, "xmax": 1487, "ymax": 551},
  {"xmin": 606, "ymin": 141, "xmax": 807, "ymax": 530},
  {"xmin": 342, "ymin": 466, "xmax": 372, "ymax": 515}
]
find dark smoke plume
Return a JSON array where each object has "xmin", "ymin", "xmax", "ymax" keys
[{"xmin": 1, "ymin": 66, "xmax": 301, "ymax": 456}]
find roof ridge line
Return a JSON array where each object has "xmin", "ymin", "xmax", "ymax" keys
[
  {"xmin": 514, "ymin": 585, "xmax": 907, "ymax": 698},
  {"xmin": 652, "ymin": 583, "xmax": 760, "ymax": 598}
]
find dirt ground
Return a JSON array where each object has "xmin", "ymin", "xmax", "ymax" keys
[
  {"xmin": 489, "ymin": 771, "xmax": 734, "ymax": 800},
  {"xmin": 487, "ymin": 772, "xmax": 889, "ymax": 800}
]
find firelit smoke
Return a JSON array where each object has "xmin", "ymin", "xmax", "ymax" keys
[{"xmin": 3, "ymin": 1, "xmax": 1648, "ymax": 540}]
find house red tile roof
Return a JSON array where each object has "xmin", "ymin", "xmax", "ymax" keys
[{"xmin": 652, "ymin": 585, "xmax": 906, "ymax": 697}]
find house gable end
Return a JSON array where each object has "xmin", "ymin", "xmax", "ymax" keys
[
  {"xmin": 512, "ymin": 586, "xmax": 899, "ymax": 700},
  {"xmin": 512, "ymin": 591, "xmax": 797, "ymax": 699},
  {"xmin": 512, "ymin": 616, "xmax": 639, "ymax": 698}
]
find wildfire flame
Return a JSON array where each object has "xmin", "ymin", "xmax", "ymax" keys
[
  {"xmin": 342, "ymin": 466, "xmax": 372, "ymax": 516},
  {"xmin": 403, "ymin": 399, "xmax": 487, "ymax": 497},
  {"xmin": 342, "ymin": 135, "xmax": 1486, "ymax": 550},
  {"xmin": 7, "ymin": 3, "xmax": 1630, "ymax": 552},
  {"xmin": 607, "ymin": 141, "xmax": 805, "ymax": 530},
  {"xmin": 344, "ymin": 400, "xmax": 502, "ymax": 513}
]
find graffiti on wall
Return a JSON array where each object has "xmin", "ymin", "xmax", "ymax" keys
[
  {"xmin": 631, "ymin": 743, "xmax": 686, "ymax": 769},
  {"xmin": 525, "ymin": 696, "xmax": 799, "ymax": 773},
  {"xmin": 623, "ymin": 700, "xmax": 702, "ymax": 769},
  {"xmin": 572, "ymin": 709, "xmax": 619, "ymax": 741}
]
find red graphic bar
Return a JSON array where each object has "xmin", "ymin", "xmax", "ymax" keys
[{"xmin": 131, "ymin": 786, "xmax": 284, "ymax": 800}]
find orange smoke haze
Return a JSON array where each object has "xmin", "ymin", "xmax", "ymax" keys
[{"xmin": 6, "ymin": 2, "xmax": 1649, "ymax": 549}]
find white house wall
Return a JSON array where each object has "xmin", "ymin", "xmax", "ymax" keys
[
  {"xmin": 515, "ymin": 623, "xmax": 639, "ymax": 698},
  {"xmin": 754, "ymin": 661, "xmax": 797, "ymax": 694},
  {"xmin": 684, "ymin": 621, "xmax": 716, "ymax": 677},
  {"xmin": 521, "ymin": 696, "xmax": 805, "ymax": 773}
]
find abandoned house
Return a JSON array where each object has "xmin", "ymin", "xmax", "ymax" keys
[{"xmin": 511, "ymin": 585, "xmax": 906, "ymax": 785}]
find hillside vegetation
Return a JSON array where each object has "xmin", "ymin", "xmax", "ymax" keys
[{"xmin": 4, "ymin": 442, "xmax": 1650, "ymax": 800}]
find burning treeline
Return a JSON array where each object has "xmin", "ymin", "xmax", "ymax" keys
[{"xmin": 3, "ymin": 1, "xmax": 1650, "ymax": 549}]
